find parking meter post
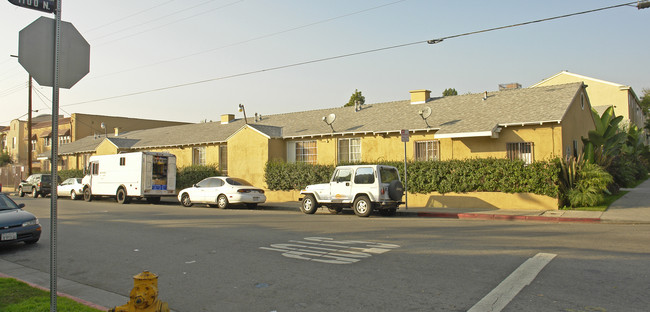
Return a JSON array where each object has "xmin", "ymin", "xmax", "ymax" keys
[{"xmin": 404, "ymin": 141, "xmax": 407, "ymax": 210}]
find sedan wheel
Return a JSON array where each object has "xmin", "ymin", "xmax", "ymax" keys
[
  {"xmin": 181, "ymin": 193, "xmax": 193, "ymax": 207},
  {"xmin": 70, "ymin": 191, "xmax": 77, "ymax": 200},
  {"xmin": 217, "ymin": 194, "xmax": 229, "ymax": 209},
  {"xmin": 18, "ymin": 187, "xmax": 24, "ymax": 197},
  {"xmin": 32, "ymin": 188, "xmax": 38, "ymax": 198}
]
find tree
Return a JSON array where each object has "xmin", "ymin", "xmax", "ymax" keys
[
  {"xmin": 581, "ymin": 106, "xmax": 625, "ymax": 168},
  {"xmin": 0, "ymin": 152, "xmax": 12, "ymax": 166},
  {"xmin": 442, "ymin": 88, "xmax": 458, "ymax": 96},
  {"xmin": 344, "ymin": 89, "xmax": 365, "ymax": 107},
  {"xmin": 640, "ymin": 88, "xmax": 650, "ymax": 131},
  {"xmin": 640, "ymin": 88, "xmax": 650, "ymax": 114}
]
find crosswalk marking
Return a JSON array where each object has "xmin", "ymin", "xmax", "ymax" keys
[{"xmin": 468, "ymin": 253, "xmax": 557, "ymax": 312}]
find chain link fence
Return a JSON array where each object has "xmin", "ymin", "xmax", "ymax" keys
[{"xmin": 0, "ymin": 165, "xmax": 25, "ymax": 192}]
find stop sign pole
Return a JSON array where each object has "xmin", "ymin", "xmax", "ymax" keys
[
  {"xmin": 51, "ymin": 2, "xmax": 61, "ymax": 311},
  {"xmin": 9, "ymin": 0, "xmax": 64, "ymax": 310}
]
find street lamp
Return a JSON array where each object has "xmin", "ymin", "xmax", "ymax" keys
[
  {"xmin": 10, "ymin": 54, "xmax": 33, "ymax": 176},
  {"xmin": 238, "ymin": 104, "xmax": 248, "ymax": 125}
]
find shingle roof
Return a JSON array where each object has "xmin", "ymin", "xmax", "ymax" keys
[{"xmin": 59, "ymin": 83, "xmax": 583, "ymax": 155}]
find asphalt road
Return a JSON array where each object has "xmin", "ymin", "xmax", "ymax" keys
[{"xmin": 1, "ymin": 196, "xmax": 649, "ymax": 312}]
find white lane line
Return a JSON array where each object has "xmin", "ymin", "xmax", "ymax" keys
[{"xmin": 468, "ymin": 253, "xmax": 557, "ymax": 312}]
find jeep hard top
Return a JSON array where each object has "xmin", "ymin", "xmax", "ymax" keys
[{"xmin": 299, "ymin": 164, "xmax": 404, "ymax": 217}]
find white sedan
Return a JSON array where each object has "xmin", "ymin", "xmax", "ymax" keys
[
  {"xmin": 57, "ymin": 178, "xmax": 84, "ymax": 200},
  {"xmin": 178, "ymin": 176, "xmax": 266, "ymax": 209}
]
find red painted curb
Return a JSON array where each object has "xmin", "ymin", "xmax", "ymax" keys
[{"xmin": 416, "ymin": 212, "xmax": 601, "ymax": 223}]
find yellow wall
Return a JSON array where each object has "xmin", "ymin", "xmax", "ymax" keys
[
  {"xmin": 148, "ymin": 145, "xmax": 222, "ymax": 168},
  {"xmin": 268, "ymin": 139, "xmax": 286, "ymax": 162},
  {"xmin": 264, "ymin": 190, "xmax": 558, "ymax": 210},
  {"xmin": 408, "ymin": 191, "xmax": 558, "ymax": 210},
  {"xmin": 535, "ymin": 74, "xmax": 635, "ymax": 126},
  {"xmin": 228, "ymin": 127, "xmax": 270, "ymax": 187},
  {"xmin": 95, "ymin": 140, "xmax": 119, "ymax": 155},
  {"xmin": 559, "ymin": 90, "xmax": 596, "ymax": 158}
]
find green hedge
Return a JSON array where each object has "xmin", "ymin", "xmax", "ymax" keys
[
  {"xmin": 265, "ymin": 161, "xmax": 333, "ymax": 191},
  {"xmin": 176, "ymin": 164, "xmax": 221, "ymax": 190},
  {"xmin": 264, "ymin": 158, "xmax": 559, "ymax": 197},
  {"xmin": 57, "ymin": 169, "xmax": 84, "ymax": 181}
]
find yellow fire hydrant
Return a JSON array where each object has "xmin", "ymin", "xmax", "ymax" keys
[{"xmin": 109, "ymin": 271, "xmax": 169, "ymax": 312}]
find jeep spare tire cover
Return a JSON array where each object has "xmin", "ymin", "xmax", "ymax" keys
[{"xmin": 388, "ymin": 180, "xmax": 404, "ymax": 201}]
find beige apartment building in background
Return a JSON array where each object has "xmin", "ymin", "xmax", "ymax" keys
[{"xmin": 0, "ymin": 113, "xmax": 189, "ymax": 175}]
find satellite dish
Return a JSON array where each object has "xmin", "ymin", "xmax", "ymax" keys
[
  {"xmin": 322, "ymin": 113, "xmax": 336, "ymax": 132},
  {"xmin": 418, "ymin": 106, "xmax": 432, "ymax": 128},
  {"xmin": 324, "ymin": 113, "xmax": 336, "ymax": 125},
  {"xmin": 418, "ymin": 107, "xmax": 432, "ymax": 119}
]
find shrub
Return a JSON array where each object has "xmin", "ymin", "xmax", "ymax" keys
[
  {"xmin": 265, "ymin": 160, "xmax": 333, "ymax": 191},
  {"xmin": 0, "ymin": 152, "xmax": 11, "ymax": 166},
  {"xmin": 265, "ymin": 158, "xmax": 559, "ymax": 198},
  {"xmin": 567, "ymin": 163, "xmax": 613, "ymax": 207},
  {"xmin": 58, "ymin": 169, "xmax": 84, "ymax": 181},
  {"xmin": 176, "ymin": 164, "xmax": 221, "ymax": 190}
]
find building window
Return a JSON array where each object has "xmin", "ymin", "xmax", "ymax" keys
[
  {"xmin": 12, "ymin": 137, "xmax": 16, "ymax": 149},
  {"xmin": 120, "ymin": 157, "xmax": 126, "ymax": 166},
  {"xmin": 192, "ymin": 146, "xmax": 206, "ymax": 165},
  {"xmin": 219, "ymin": 145, "xmax": 228, "ymax": 174},
  {"xmin": 415, "ymin": 140, "xmax": 440, "ymax": 161},
  {"xmin": 296, "ymin": 140, "xmax": 317, "ymax": 164},
  {"xmin": 31, "ymin": 139, "xmax": 36, "ymax": 151},
  {"xmin": 338, "ymin": 138, "xmax": 361, "ymax": 163},
  {"xmin": 44, "ymin": 136, "xmax": 51, "ymax": 147},
  {"xmin": 507, "ymin": 142, "xmax": 534, "ymax": 164},
  {"xmin": 573, "ymin": 140, "xmax": 579, "ymax": 158},
  {"xmin": 59, "ymin": 135, "xmax": 71, "ymax": 145}
]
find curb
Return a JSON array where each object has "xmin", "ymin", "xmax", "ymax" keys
[
  {"xmin": 416, "ymin": 212, "xmax": 602, "ymax": 223},
  {"xmin": 0, "ymin": 272, "xmax": 109, "ymax": 311}
]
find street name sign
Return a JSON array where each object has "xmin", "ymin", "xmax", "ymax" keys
[
  {"xmin": 18, "ymin": 16, "xmax": 90, "ymax": 89},
  {"xmin": 7, "ymin": 0, "xmax": 56, "ymax": 13}
]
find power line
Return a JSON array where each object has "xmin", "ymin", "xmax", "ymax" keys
[
  {"xmin": 427, "ymin": 1, "xmax": 638, "ymax": 44},
  {"xmin": 92, "ymin": 0, "xmax": 242, "ymax": 44},
  {"xmin": 85, "ymin": 0, "xmax": 176, "ymax": 33},
  {"xmin": 91, "ymin": 0, "xmax": 409, "ymax": 79},
  {"xmin": 46, "ymin": 2, "xmax": 650, "ymax": 109}
]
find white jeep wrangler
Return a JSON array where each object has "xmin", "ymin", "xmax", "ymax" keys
[{"xmin": 299, "ymin": 165, "xmax": 404, "ymax": 217}]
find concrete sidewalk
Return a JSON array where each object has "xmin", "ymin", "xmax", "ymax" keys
[{"xmin": 0, "ymin": 259, "xmax": 124, "ymax": 311}]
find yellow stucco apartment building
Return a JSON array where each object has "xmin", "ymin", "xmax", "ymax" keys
[{"xmin": 56, "ymin": 82, "xmax": 596, "ymax": 209}]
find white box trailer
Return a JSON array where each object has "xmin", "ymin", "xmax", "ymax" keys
[{"xmin": 82, "ymin": 152, "xmax": 176, "ymax": 204}]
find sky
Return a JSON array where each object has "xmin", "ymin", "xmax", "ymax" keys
[{"xmin": 0, "ymin": 0, "xmax": 649, "ymax": 125}]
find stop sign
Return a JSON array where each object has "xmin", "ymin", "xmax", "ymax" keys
[{"xmin": 18, "ymin": 16, "xmax": 90, "ymax": 89}]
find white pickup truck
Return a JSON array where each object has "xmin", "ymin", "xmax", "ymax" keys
[{"xmin": 299, "ymin": 164, "xmax": 404, "ymax": 217}]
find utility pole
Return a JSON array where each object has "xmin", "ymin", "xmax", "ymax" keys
[
  {"xmin": 10, "ymin": 54, "xmax": 32, "ymax": 176},
  {"xmin": 27, "ymin": 75, "xmax": 32, "ymax": 176}
]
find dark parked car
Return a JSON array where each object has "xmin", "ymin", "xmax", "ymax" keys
[
  {"xmin": 18, "ymin": 174, "xmax": 58, "ymax": 198},
  {"xmin": 0, "ymin": 193, "xmax": 41, "ymax": 245}
]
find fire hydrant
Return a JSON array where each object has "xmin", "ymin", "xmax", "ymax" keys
[{"xmin": 109, "ymin": 271, "xmax": 169, "ymax": 312}]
